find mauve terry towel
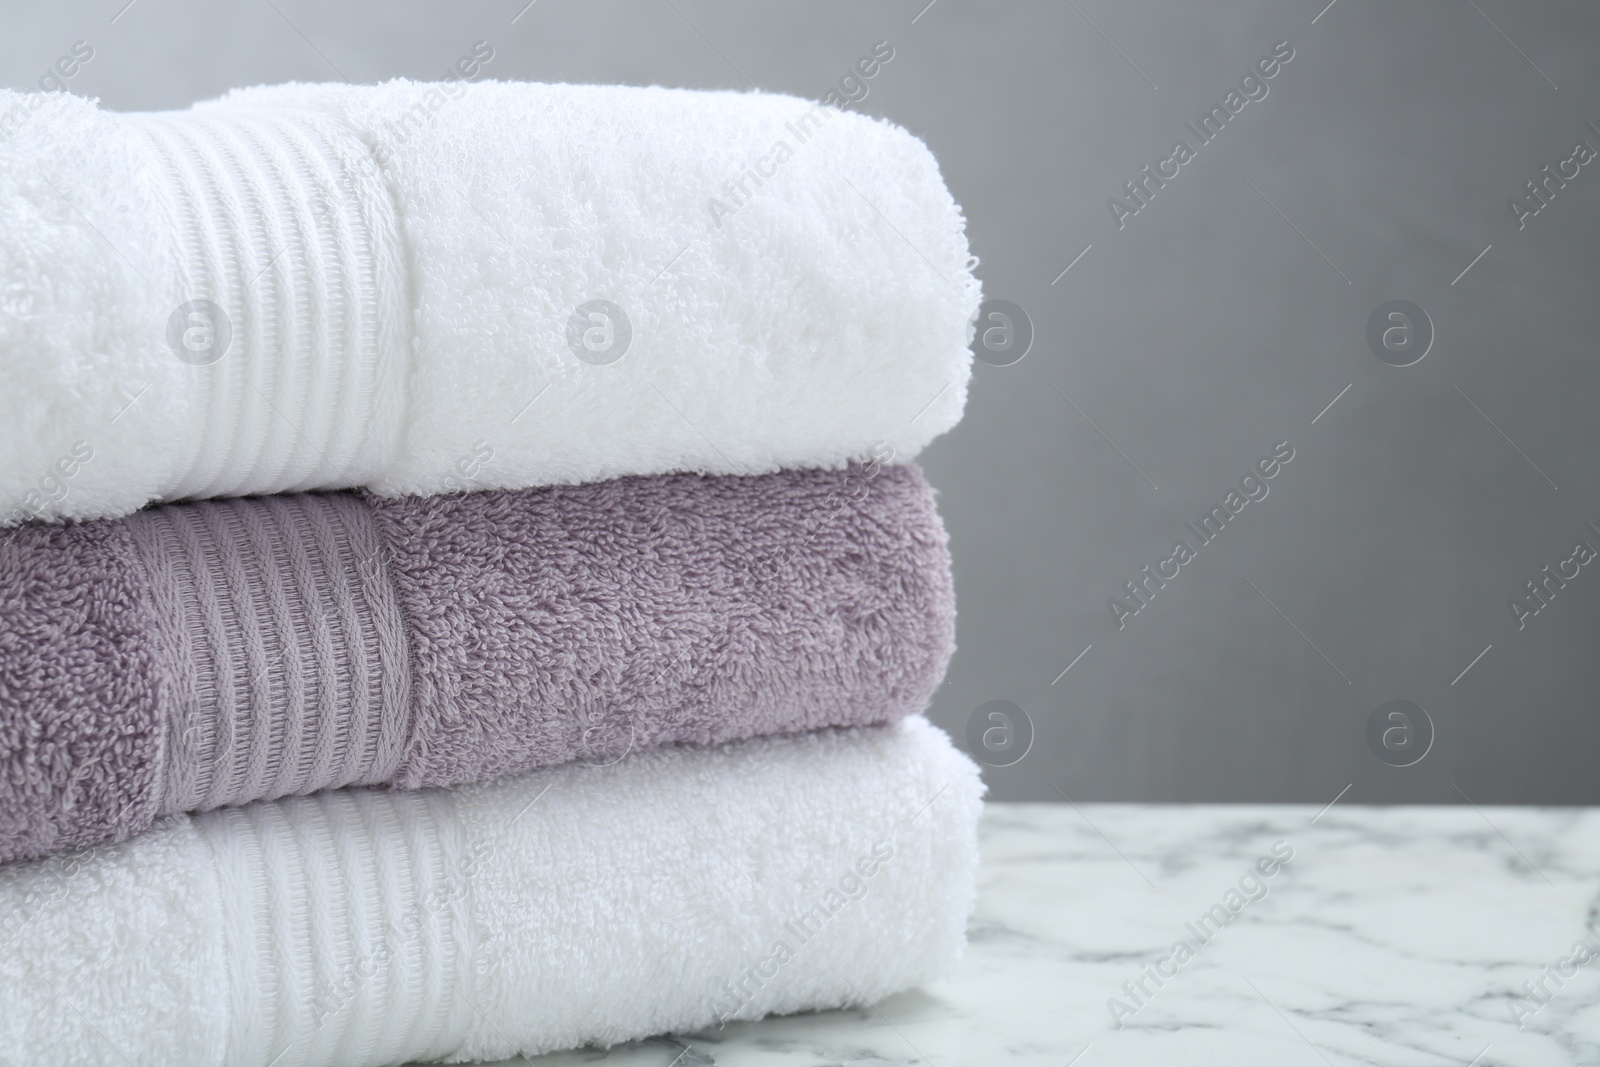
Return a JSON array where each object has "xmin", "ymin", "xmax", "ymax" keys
[{"xmin": 0, "ymin": 463, "xmax": 954, "ymax": 864}]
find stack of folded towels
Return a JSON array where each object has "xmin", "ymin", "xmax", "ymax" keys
[{"xmin": 0, "ymin": 79, "xmax": 984, "ymax": 1065}]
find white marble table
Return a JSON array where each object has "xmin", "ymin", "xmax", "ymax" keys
[{"xmin": 479, "ymin": 802, "xmax": 1600, "ymax": 1066}]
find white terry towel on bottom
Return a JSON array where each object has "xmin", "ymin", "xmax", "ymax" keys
[
  {"xmin": 0, "ymin": 716, "xmax": 983, "ymax": 1066},
  {"xmin": 0, "ymin": 79, "xmax": 980, "ymax": 526}
]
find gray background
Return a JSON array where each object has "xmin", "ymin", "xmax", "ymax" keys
[{"xmin": 5, "ymin": 0, "xmax": 1596, "ymax": 803}]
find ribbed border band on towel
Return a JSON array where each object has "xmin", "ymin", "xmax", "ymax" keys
[
  {"xmin": 200, "ymin": 788, "xmax": 476, "ymax": 1067},
  {"xmin": 126, "ymin": 493, "xmax": 412, "ymax": 815},
  {"xmin": 128, "ymin": 110, "xmax": 412, "ymax": 501}
]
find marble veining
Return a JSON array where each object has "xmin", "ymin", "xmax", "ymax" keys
[{"xmin": 462, "ymin": 803, "xmax": 1600, "ymax": 1066}]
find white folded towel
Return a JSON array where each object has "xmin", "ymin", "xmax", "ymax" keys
[
  {"xmin": 0, "ymin": 716, "xmax": 982, "ymax": 1066},
  {"xmin": 0, "ymin": 80, "xmax": 980, "ymax": 525}
]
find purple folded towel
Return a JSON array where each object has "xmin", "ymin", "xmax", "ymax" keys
[{"xmin": 0, "ymin": 463, "xmax": 954, "ymax": 864}]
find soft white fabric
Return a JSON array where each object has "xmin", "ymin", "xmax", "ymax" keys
[
  {"xmin": 0, "ymin": 80, "xmax": 980, "ymax": 526},
  {"xmin": 0, "ymin": 717, "xmax": 983, "ymax": 1066}
]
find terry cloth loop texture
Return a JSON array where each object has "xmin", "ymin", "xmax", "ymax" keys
[
  {"xmin": 370, "ymin": 462, "xmax": 956, "ymax": 789},
  {"xmin": 127, "ymin": 108, "xmax": 412, "ymax": 502},
  {"xmin": 0, "ymin": 518, "xmax": 166, "ymax": 863},
  {"xmin": 126, "ymin": 492, "xmax": 413, "ymax": 815}
]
